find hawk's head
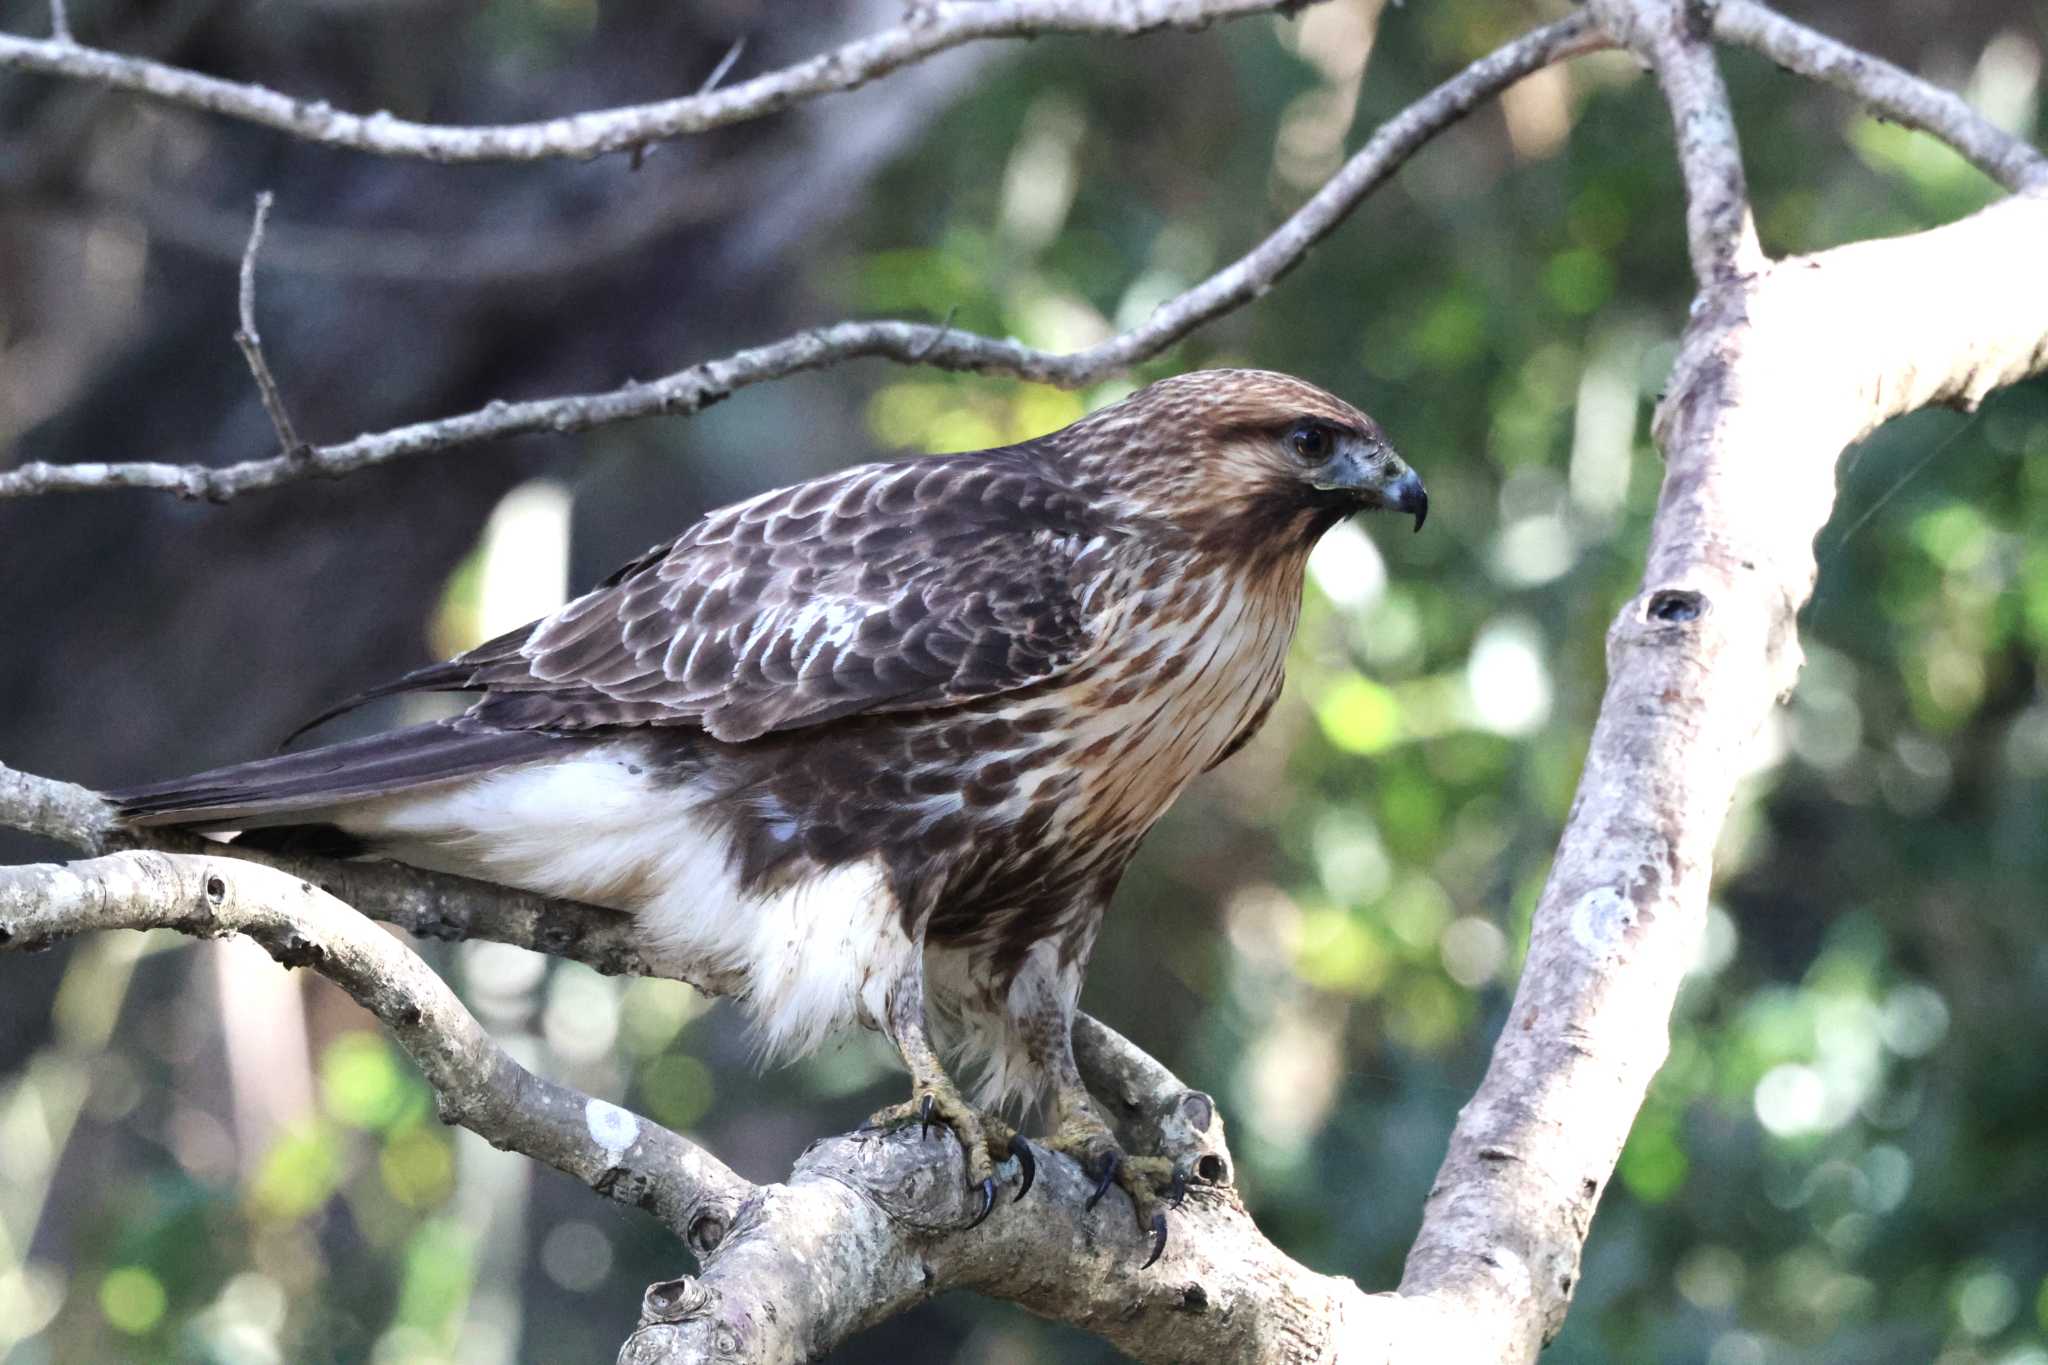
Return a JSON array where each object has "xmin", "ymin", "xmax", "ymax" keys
[{"xmin": 1062, "ymin": 369, "xmax": 1426, "ymax": 559}]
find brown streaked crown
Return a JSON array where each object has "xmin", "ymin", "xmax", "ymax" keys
[{"xmin": 1052, "ymin": 368, "xmax": 1398, "ymax": 557}]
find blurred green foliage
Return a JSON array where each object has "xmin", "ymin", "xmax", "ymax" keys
[{"xmin": 4, "ymin": 1, "xmax": 2047, "ymax": 1363}]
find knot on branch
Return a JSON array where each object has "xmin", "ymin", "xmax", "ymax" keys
[
  {"xmin": 687, "ymin": 1210, "xmax": 730, "ymax": 1256},
  {"xmin": 1645, "ymin": 588, "xmax": 1707, "ymax": 623},
  {"xmin": 803, "ymin": 1124, "xmax": 989, "ymax": 1230},
  {"xmin": 621, "ymin": 1277, "xmax": 741, "ymax": 1365},
  {"xmin": 1154, "ymin": 1089, "xmax": 1233, "ymax": 1190},
  {"xmin": 257, "ymin": 927, "xmax": 329, "ymax": 970},
  {"xmin": 639, "ymin": 1275, "xmax": 718, "ymax": 1326}
]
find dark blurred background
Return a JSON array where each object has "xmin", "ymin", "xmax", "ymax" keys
[{"xmin": 2, "ymin": 0, "xmax": 2046, "ymax": 1361}]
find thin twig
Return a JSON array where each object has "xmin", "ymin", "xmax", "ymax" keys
[
  {"xmin": 1589, "ymin": 0, "xmax": 1763, "ymax": 285},
  {"xmin": 0, "ymin": 10, "xmax": 1606, "ymax": 503},
  {"xmin": 0, "ymin": 0, "xmax": 1307, "ymax": 165},
  {"xmin": 47, "ymin": 0, "xmax": 69, "ymax": 44},
  {"xmin": 232, "ymin": 191, "xmax": 305, "ymax": 458},
  {"xmin": 1713, "ymin": 0, "xmax": 2048, "ymax": 194},
  {"xmin": 0, "ymin": 849, "xmax": 753, "ymax": 1254},
  {"xmin": 699, "ymin": 36, "xmax": 747, "ymax": 96}
]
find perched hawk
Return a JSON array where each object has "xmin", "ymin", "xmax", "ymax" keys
[{"xmin": 113, "ymin": 368, "xmax": 1426, "ymax": 1262}]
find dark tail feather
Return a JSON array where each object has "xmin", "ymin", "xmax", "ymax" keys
[
  {"xmin": 276, "ymin": 662, "xmax": 477, "ymax": 749},
  {"xmin": 277, "ymin": 624, "xmax": 538, "ymax": 749},
  {"xmin": 110, "ymin": 720, "xmax": 571, "ymax": 830}
]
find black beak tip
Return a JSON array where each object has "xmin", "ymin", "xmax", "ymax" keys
[{"xmin": 1393, "ymin": 472, "xmax": 1428, "ymax": 533}]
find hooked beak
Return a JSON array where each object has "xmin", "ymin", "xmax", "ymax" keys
[
  {"xmin": 1389, "ymin": 466, "xmax": 1428, "ymax": 533},
  {"xmin": 1313, "ymin": 442, "xmax": 1429, "ymax": 533}
]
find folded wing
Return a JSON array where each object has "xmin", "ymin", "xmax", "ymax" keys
[{"xmin": 316, "ymin": 448, "xmax": 1112, "ymax": 745}]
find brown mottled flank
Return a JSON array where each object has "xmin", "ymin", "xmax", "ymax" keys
[{"xmin": 112, "ymin": 368, "xmax": 1424, "ymax": 1144}]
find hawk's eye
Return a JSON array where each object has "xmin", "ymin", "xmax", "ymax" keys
[{"xmin": 1288, "ymin": 423, "xmax": 1332, "ymax": 463}]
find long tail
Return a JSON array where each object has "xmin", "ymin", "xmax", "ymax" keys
[{"xmin": 108, "ymin": 721, "xmax": 572, "ymax": 831}]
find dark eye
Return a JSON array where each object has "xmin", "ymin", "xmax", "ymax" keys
[{"xmin": 1288, "ymin": 423, "xmax": 1332, "ymax": 462}]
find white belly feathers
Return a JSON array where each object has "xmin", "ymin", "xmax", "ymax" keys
[{"xmin": 339, "ymin": 742, "xmax": 916, "ymax": 1063}]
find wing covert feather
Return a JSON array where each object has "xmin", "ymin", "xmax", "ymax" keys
[{"xmin": 456, "ymin": 452, "xmax": 1110, "ymax": 742}]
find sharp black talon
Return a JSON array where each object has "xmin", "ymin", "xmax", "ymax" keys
[
  {"xmin": 1168, "ymin": 1168, "xmax": 1189, "ymax": 1208},
  {"xmin": 1008, "ymin": 1134, "xmax": 1036, "ymax": 1202},
  {"xmin": 1142, "ymin": 1212, "xmax": 1168, "ymax": 1269},
  {"xmin": 967, "ymin": 1177, "xmax": 997, "ymax": 1230},
  {"xmin": 1085, "ymin": 1153, "xmax": 1121, "ymax": 1212},
  {"xmin": 919, "ymin": 1093, "xmax": 935, "ymax": 1139}
]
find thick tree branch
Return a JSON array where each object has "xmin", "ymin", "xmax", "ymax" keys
[
  {"xmin": 0, "ymin": 849, "xmax": 751, "ymax": 1256},
  {"xmin": 0, "ymin": 758, "xmax": 1230, "ymax": 1195},
  {"xmin": 0, "ymin": 0, "xmax": 1301, "ymax": 165},
  {"xmin": 1713, "ymin": 0, "xmax": 2048, "ymax": 194},
  {"xmin": 0, "ymin": 760, "xmax": 1343, "ymax": 1360},
  {"xmin": 1395, "ymin": 182, "xmax": 2048, "ymax": 1365},
  {"xmin": 1385, "ymin": 9, "xmax": 2048, "ymax": 1357},
  {"xmin": 0, "ymin": 10, "xmax": 1603, "ymax": 503}
]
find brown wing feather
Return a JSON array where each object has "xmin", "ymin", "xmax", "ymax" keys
[{"xmin": 416, "ymin": 448, "xmax": 1112, "ymax": 743}]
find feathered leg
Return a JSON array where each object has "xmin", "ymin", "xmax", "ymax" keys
[
  {"xmin": 867, "ymin": 951, "xmax": 1028, "ymax": 1227},
  {"xmin": 1008, "ymin": 955, "xmax": 1180, "ymax": 1267}
]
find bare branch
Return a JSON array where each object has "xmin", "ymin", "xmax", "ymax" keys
[
  {"xmin": 1589, "ymin": 0, "xmax": 1764, "ymax": 284},
  {"xmin": 0, "ymin": 0, "xmax": 1304, "ymax": 165},
  {"xmin": 1398, "ymin": 179, "xmax": 2048, "ymax": 1364},
  {"xmin": 0, "ymin": 9, "xmax": 1605, "ymax": 503},
  {"xmin": 0, "ymin": 759, "xmax": 1217, "ymax": 1144},
  {"xmin": 232, "ymin": 191, "xmax": 306, "ymax": 458},
  {"xmin": 46, "ymin": 0, "xmax": 69, "ymax": 45},
  {"xmin": 1713, "ymin": 0, "xmax": 2048, "ymax": 194},
  {"xmin": 0, "ymin": 849, "xmax": 752, "ymax": 1255}
]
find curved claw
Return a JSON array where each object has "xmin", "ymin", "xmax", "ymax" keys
[
  {"xmin": 966, "ymin": 1177, "xmax": 997, "ymax": 1230},
  {"xmin": 1168, "ymin": 1167, "xmax": 1189, "ymax": 1209},
  {"xmin": 1084, "ymin": 1152, "xmax": 1121, "ymax": 1213},
  {"xmin": 919, "ymin": 1093, "xmax": 935, "ymax": 1140},
  {"xmin": 1008, "ymin": 1134, "xmax": 1036, "ymax": 1203},
  {"xmin": 1142, "ymin": 1212, "xmax": 1169, "ymax": 1269}
]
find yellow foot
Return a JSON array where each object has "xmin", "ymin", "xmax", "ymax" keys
[
  {"xmin": 1044, "ymin": 1110, "xmax": 1186, "ymax": 1268},
  {"xmin": 868, "ymin": 1083, "xmax": 1031, "ymax": 1228}
]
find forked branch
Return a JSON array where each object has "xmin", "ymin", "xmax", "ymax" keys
[
  {"xmin": 0, "ymin": 10, "xmax": 1603, "ymax": 502},
  {"xmin": 0, "ymin": 848, "xmax": 750, "ymax": 1256},
  {"xmin": 1713, "ymin": 0, "xmax": 2048, "ymax": 193}
]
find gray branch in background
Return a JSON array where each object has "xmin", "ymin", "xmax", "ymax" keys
[
  {"xmin": 0, "ymin": 849, "xmax": 752, "ymax": 1257},
  {"xmin": 0, "ymin": 10, "xmax": 1605, "ymax": 503},
  {"xmin": 1591, "ymin": 0, "xmax": 1764, "ymax": 285},
  {"xmin": 231, "ymin": 190, "xmax": 306, "ymax": 459},
  {"xmin": 0, "ymin": 0, "xmax": 1309, "ymax": 164},
  {"xmin": 1713, "ymin": 0, "xmax": 2048, "ymax": 193},
  {"xmin": 2, "ymin": 0, "xmax": 2031, "ymax": 506}
]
